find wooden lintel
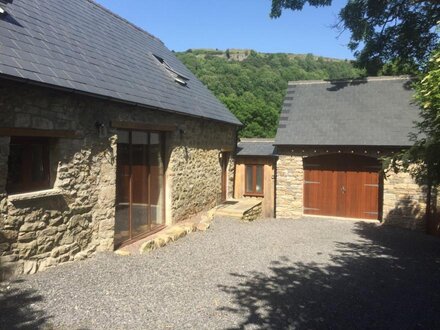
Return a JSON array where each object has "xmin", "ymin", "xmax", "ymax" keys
[
  {"xmin": 111, "ymin": 120, "xmax": 177, "ymax": 132},
  {"xmin": 0, "ymin": 128, "xmax": 82, "ymax": 138},
  {"xmin": 236, "ymin": 156, "xmax": 276, "ymax": 165}
]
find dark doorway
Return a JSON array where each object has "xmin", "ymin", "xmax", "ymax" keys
[{"xmin": 115, "ymin": 130, "xmax": 165, "ymax": 247}]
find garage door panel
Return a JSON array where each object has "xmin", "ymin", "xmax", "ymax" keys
[
  {"xmin": 304, "ymin": 155, "xmax": 381, "ymax": 220},
  {"xmin": 346, "ymin": 170, "xmax": 366, "ymax": 218},
  {"xmin": 304, "ymin": 169, "xmax": 322, "ymax": 214},
  {"xmin": 363, "ymin": 175, "xmax": 380, "ymax": 219},
  {"xmin": 361, "ymin": 170, "xmax": 380, "ymax": 219},
  {"xmin": 305, "ymin": 169, "xmax": 341, "ymax": 216}
]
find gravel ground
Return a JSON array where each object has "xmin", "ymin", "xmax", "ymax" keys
[{"xmin": 1, "ymin": 217, "xmax": 440, "ymax": 330}]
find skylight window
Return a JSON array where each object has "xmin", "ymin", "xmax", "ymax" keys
[
  {"xmin": 153, "ymin": 54, "xmax": 189, "ymax": 86},
  {"xmin": 0, "ymin": 0, "xmax": 13, "ymax": 15}
]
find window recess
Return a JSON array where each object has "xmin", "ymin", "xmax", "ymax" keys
[{"xmin": 6, "ymin": 137, "xmax": 51, "ymax": 194}]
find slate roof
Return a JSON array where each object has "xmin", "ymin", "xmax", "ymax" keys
[
  {"xmin": 275, "ymin": 77, "xmax": 419, "ymax": 146},
  {"xmin": 0, "ymin": 0, "xmax": 240, "ymax": 125},
  {"xmin": 237, "ymin": 139, "xmax": 277, "ymax": 157}
]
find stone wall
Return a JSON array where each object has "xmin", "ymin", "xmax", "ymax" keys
[
  {"xmin": 383, "ymin": 168, "xmax": 427, "ymax": 230},
  {"xmin": 167, "ymin": 119, "xmax": 236, "ymax": 222},
  {"xmin": 276, "ymin": 154, "xmax": 304, "ymax": 218},
  {"xmin": 0, "ymin": 138, "xmax": 117, "ymax": 279},
  {"xmin": 0, "ymin": 79, "xmax": 237, "ymax": 278},
  {"xmin": 276, "ymin": 146, "xmax": 427, "ymax": 230},
  {"xmin": 242, "ymin": 202, "xmax": 262, "ymax": 221}
]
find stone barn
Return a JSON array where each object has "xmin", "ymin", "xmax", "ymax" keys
[
  {"xmin": 0, "ymin": 0, "xmax": 240, "ymax": 278},
  {"xmin": 274, "ymin": 77, "xmax": 427, "ymax": 229}
]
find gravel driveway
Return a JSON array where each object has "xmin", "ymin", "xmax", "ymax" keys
[{"xmin": 1, "ymin": 217, "xmax": 440, "ymax": 330}]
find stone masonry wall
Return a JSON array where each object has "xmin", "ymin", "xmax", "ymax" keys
[
  {"xmin": 276, "ymin": 154, "xmax": 303, "ymax": 218},
  {"xmin": 0, "ymin": 81, "xmax": 117, "ymax": 279},
  {"xmin": 168, "ymin": 119, "xmax": 236, "ymax": 222},
  {"xmin": 383, "ymin": 168, "xmax": 426, "ymax": 230},
  {"xmin": 276, "ymin": 146, "xmax": 427, "ymax": 230},
  {"xmin": 0, "ymin": 80, "xmax": 236, "ymax": 278}
]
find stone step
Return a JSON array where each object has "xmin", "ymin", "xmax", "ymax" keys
[
  {"xmin": 215, "ymin": 209, "xmax": 246, "ymax": 218},
  {"xmin": 215, "ymin": 198, "xmax": 262, "ymax": 221}
]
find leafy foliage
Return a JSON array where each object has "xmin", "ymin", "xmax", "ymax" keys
[
  {"xmin": 177, "ymin": 50, "xmax": 364, "ymax": 137},
  {"xmin": 270, "ymin": 0, "xmax": 440, "ymax": 75},
  {"xmin": 390, "ymin": 49, "xmax": 440, "ymax": 186}
]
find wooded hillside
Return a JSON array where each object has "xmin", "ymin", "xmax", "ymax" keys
[{"xmin": 176, "ymin": 49, "xmax": 365, "ymax": 137}]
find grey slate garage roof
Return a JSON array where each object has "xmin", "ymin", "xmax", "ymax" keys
[
  {"xmin": 0, "ymin": 0, "xmax": 240, "ymax": 125},
  {"xmin": 236, "ymin": 139, "xmax": 277, "ymax": 157},
  {"xmin": 275, "ymin": 76, "xmax": 419, "ymax": 146}
]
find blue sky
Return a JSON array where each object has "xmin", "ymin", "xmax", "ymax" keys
[{"xmin": 96, "ymin": 0, "xmax": 354, "ymax": 60}]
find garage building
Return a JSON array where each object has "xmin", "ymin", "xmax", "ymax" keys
[{"xmin": 275, "ymin": 77, "xmax": 426, "ymax": 230}]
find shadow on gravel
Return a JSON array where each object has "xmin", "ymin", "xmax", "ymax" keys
[
  {"xmin": 219, "ymin": 223, "xmax": 440, "ymax": 329},
  {"xmin": 0, "ymin": 279, "xmax": 50, "ymax": 329}
]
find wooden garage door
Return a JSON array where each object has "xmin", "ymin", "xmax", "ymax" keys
[{"xmin": 303, "ymin": 154, "xmax": 381, "ymax": 220}]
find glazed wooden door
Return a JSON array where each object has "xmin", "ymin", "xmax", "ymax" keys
[
  {"xmin": 115, "ymin": 130, "xmax": 165, "ymax": 247},
  {"xmin": 149, "ymin": 133, "xmax": 165, "ymax": 227},
  {"xmin": 130, "ymin": 131, "xmax": 150, "ymax": 238},
  {"xmin": 304, "ymin": 154, "xmax": 381, "ymax": 220},
  {"xmin": 115, "ymin": 130, "xmax": 131, "ymax": 245}
]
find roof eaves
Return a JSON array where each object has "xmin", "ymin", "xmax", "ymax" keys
[
  {"xmin": 236, "ymin": 154, "xmax": 278, "ymax": 158},
  {"xmin": 287, "ymin": 75, "xmax": 413, "ymax": 86},
  {"xmin": 273, "ymin": 143, "xmax": 412, "ymax": 148}
]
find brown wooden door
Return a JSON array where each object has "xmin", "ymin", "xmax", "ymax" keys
[
  {"xmin": 304, "ymin": 154, "xmax": 381, "ymax": 220},
  {"xmin": 221, "ymin": 152, "xmax": 230, "ymax": 202}
]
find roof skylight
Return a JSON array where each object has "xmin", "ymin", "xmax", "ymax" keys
[
  {"xmin": 0, "ymin": 0, "xmax": 13, "ymax": 15},
  {"xmin": 153, "ymin": 54, "xmax": 189, "ymax": 86}
]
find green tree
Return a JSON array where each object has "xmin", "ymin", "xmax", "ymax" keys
[
  {"xmin": 270, "ymin": 0, "xmax": 440, "ymax": 74},
  {"xmin": 176, "ymin": 49, "xmax": 364, "ymax": 138},
  {"xmin": 390, "ymin": 49, "xmax": 440, "ymax": 186}
]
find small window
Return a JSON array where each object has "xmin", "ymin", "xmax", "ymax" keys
[
  {"xmin": 245, "ymin": 164, "xmax": 264, "ymax": 196},
  {"xmin": 152, "ymin": 54, "xmax": 189, "ymax": 86},
  {"xmin": 6, "ymin": 137, "xmax": 51, "ymax": 194}
]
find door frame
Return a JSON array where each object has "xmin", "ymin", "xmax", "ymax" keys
[{"xmin": 221, "ymin": 151, "xmax": 230, "ymax": 202}]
